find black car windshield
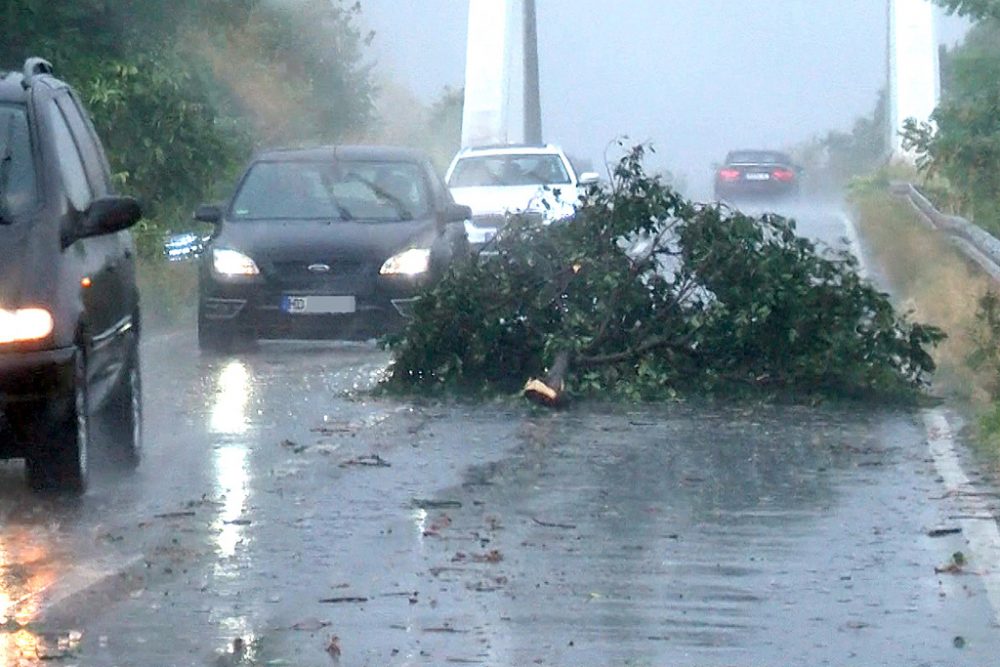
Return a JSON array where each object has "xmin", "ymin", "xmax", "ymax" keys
[
  {"xmin": 449, "ymin": 153, "xmax": 571, "ymax": 187},
  {"xmin": 726, "ymin": 150, "xmax": 791, "ymax": 165},
  {"xmin": 0, "ymin": 105, "xmax": 38, "ymax": 219},
  {"xmin": 230, "ymin": 159, "xmax": 432, "ymax": 221}
]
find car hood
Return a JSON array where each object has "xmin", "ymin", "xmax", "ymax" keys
[
  {"xmin": 212, "ymin": 218, "xmax": 439, "ymax": 264},
  {"xmin": 450, "ymin": 185, "xmax": 576, "ymax": 217}
]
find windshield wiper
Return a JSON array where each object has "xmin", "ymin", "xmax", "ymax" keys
[
  {"xmin": 0, "ymin": 114, "xmax": 14, "ymax": 225},
  {"xmin": 345, "ymin": 173, "xmax": 413, "ymax": 221}
]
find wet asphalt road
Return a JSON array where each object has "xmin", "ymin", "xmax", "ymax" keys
[{"xmin": 2, "ymin": 206, "xmax": 1000, "ymax": 666}]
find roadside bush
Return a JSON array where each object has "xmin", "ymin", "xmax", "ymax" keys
[
  {"xmin": 383, "ymin": 147, "xmax": 945, "ymax": 402},
  {"xmin": 967, "ymin": 291, "xmax": 1000, "ymax": 443}
]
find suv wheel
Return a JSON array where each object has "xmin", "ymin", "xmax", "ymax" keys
[
  {"xmin": 26, "ymin": 348, "xmax": 90, "ymax": 493},
  {"xmin": 105, "ymin": 337, "xmax": 142, "ymax": 467}
]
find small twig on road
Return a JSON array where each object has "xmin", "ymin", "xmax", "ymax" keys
[
  {"xmin": 319, "ymin": 596, "xmax": 369, "ymax": 604},
  {"xmin": 927, "ymin": 527, "xmax": 962, "ymax": 538},
  {"xmin": 411, "ymin": 499, "xmax": 462, "ymax": 510},
  {"xmin": 422, "ymin": 626, "xmax": 469, "ymax": 634},
  {"xmin": 340, "ymin": 454, "xmax": 390, "ymax": 468},
  {"xmin": 154, "ymin": 511, "xmax": 196, "ymax": 519},
  {"xmin": 531, "ymin": 516, "xmax": 577, "ymax": 530}
]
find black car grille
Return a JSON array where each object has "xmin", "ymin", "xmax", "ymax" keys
[{"xmin": 268, "ymin": 259, "xmax": 374, "ymax": 292}]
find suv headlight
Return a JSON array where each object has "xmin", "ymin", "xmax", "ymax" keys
[
  {"xmin": 380, "ymin": 248, "xmax": 431, "ymax": 276},
  {"xmin": 0, "ymin": 308, "xmax": 54, "ymax": 344},
  {"xmin": 213, "ymin": 248, "xmax": 260, "ymax": 276}
]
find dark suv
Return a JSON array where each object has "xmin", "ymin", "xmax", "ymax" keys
[{"xmin": 0, "ymin": 59, "xmax": 143, "ymax": 493}]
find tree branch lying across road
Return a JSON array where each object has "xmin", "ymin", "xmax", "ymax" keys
[{"xmin": 382, "ymin": 145, "xmax": 945, "ymax": 404}]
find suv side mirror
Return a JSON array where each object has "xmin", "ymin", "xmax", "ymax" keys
[
  {"xmin": 578, "ymin": 172, "xmax": 600, "ymax": 186},
  {"xmin": 443, "ymin": 203, "xmax": 472, "ymax": 223},
  {"xmin": 72, "ymin": 196, "xmax": 142, "ymax": 244},
  {"xmin": 194, "ymin": 203, "xmax": 223, "ymax": 224}
]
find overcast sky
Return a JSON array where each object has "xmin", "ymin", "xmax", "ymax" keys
[{"xmin": 360, "ymin": 1, "xmax": 969, "ymax": 194}]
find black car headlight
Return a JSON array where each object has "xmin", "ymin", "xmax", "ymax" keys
[
  {"xmin": 213, "ymin": 248, "xmax": 260, "ymax": 277},
  {"xmin": 380, "ymin": 248, "xmax": 431, "ymax": 277}
]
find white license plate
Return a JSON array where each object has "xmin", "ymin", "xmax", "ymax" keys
[
  {"xmin": 745, "ymin": 172, "xmax": 771, "ymax": 181},
  {"xmin": 282, "ymin": 295, "xmax": 356, "ymax": 314}
]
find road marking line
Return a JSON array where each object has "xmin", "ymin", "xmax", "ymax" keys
[{"xmin": 923, "ymin": 409, "xmax": 1000, "ymax": 622}]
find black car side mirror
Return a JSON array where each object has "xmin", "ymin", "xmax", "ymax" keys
[
  {"xmin": 71, "ymin": 196, "xmax": 142, "ymax": 245},
  {"xmin": 194, "ymin": 203, "xmax": 223, "ymax": 224},
  {"xmin": 443, "ymin": 203, "xmax": 472, "ymax": 223}
]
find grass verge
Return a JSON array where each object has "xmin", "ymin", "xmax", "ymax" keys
[{"xmin": 850, "ymin": 187, "xmax": 994, "ymax": 405}]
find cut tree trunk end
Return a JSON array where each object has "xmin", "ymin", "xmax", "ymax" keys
[{"xmin": 523, "ymin": 351, "xmax": 571, "ymax": 408}]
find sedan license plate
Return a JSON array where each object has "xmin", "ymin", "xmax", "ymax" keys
[
  {"xmin": 745, "ymin": 172, "xmax": 771, "ymax": 181},
  {"xmin": 282, "ymin": 295, "xmax": 356, "ymax": 314}
]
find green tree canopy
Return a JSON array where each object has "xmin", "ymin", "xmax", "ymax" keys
[
  {"xmin": 935, "ymin": 0, "xmax": 1000, "ymax": 20},
  {"xmin": 1, "ymin": 0, "xmax": 375, "ymax": 253},
  {"xmin": 902, "ymin": 11, "xmax": 1000, "ymax": 232}
]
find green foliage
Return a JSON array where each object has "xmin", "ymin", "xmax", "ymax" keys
[
  {"xmin": 968, "ymin": 291, "xmax": 1000, "ymax": 393},
  {"xmin": 384, "ymin": 147, "xmax": 945, "ymax": 402},
  {"xmin": 902, "ymin": 14, "xmax": 1000, "ymax": 234},
  {"xmin": 1, "ymin": 0, "xmax": 375, "ymax": 257},
  {"xmin": 935, "ymin": 0, "xmax": 1000, "ymax": 20},
  {"xmin": 84, "ymin": 55, "xmax": 246, "ymax": 215},
  {"xmin": 966, "ymin": 290, "xmax": 1000, "ymax": 440}
]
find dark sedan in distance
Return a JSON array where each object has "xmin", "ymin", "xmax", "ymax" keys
[
  {"xmin": 713, "ymin": 150, "xmax": 801, "ymax": 202},
  {"xmin": 195, "ymin": 146, "xmax": 471, "ymax": 350}
]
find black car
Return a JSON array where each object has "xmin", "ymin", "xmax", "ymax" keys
[
  {"xmin": 0, "ymin": 59, "xmax": 143, "ymax": 493},
  {"xmin": 196, "ymin": 146, "xmax": 471, "ymax": 348},
  {"xmin": 713, "ymin": 150, "xmax": 801, "ymax": 202}
]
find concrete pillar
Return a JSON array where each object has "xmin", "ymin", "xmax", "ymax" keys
[
  {"xmin": 461, "ymin": 0, "xmax": 542, "ymax": 148},
  {"xmin": 888, "ymin": 0, "xmax": 940, "ymax": 161}
]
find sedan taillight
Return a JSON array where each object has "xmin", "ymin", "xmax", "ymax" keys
[
  {"xmin": 772, "ymin": 168, "xmax": 795, "ymax": 182},
  {"xmin": 718, "ymin": 168, "xmax": 741, "ymax": 181}
]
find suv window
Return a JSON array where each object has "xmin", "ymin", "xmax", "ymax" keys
[
  {"xmin": 56, "ymin": 93, "xmax": 111, "ymax": 196},
  {"xmin": 48, "ymin": 101, "xmax": 93, "ymax": 212},
  {"xmin": 0, "ymin": 105, "xmax": 38, "ymax": 217},
  {"xmin": 449, "ymin": 153, "xmax": 571, "ymax": 187}
]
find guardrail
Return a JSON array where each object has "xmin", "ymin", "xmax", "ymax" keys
[{"xmin": 889, "ymin": 181, "xmax": 1000, "ymax": 279}]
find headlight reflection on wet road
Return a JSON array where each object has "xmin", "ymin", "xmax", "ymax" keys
[
  {"xmin": 208, "ymin": 361, "xmax": 254, "ymax": 559},
  {"xmin": 0, "ymin": 534, "xmax": 49, "ymax": 664},
  {"xmin": 210, "ymin": 360, "xmax": 253, "ymax": 436},
  {"xmin": 213, "ymin": 445, "xmax": 250, "ymax": 559}
]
